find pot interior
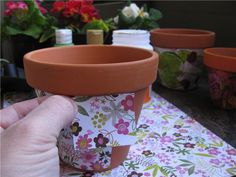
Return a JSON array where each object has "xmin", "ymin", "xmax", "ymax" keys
[
  {"xmin": 153, "ymin": 29, "xmax": 213, "ymax": 36},
  {"xmin": 29, "ymin": 45, "xmax": 153, "ymax": 65}
]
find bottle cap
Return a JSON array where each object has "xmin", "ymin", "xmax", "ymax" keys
[
  {"xmin": 55, "ymin": 29, "xmax": 73, "ymax": 45},
  {"xmin": 86, "ymin": 30, "xmax": 104, "ymax": 45}
]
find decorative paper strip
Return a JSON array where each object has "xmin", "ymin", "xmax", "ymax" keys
[
  {"xmin": 58, "ymin": 127, "xmax": 112, "ymax": 171},
  {"xmin": 61, "ymin": 93, "xmax": 236, "ymax": 177},
  {"xmin": 72, "ymin": 94, "xmax": 137, "ymax": 150}
]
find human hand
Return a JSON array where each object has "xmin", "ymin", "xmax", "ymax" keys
[{"xmin": 1, "ymin": 95, "xmax": 77, "ymax": 177}]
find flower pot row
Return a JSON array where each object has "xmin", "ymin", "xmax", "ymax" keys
[{"xmin": 150, "ymin": 28, "xmax": 236, "ymax": 109}]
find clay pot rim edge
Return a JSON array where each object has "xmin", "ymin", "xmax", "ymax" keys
[
  {"xmin": 150, "ymin": 28, "xmax": 215, "ymax": 37},
  {"xmin": 204, "ymin": 47, "xmax": 236, "ymax": 72},
  {"xmin": 24, "ymin": 45, "xmax": 157, "ymax": 67}
]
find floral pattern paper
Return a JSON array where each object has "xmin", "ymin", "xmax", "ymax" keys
[
  {"xmin": 72, "ymin": 94, "xmax": 137, "ymax": 149},
  {"xmin": 61, "ymin": 93, "xmax": 236, "ymax": 177}
]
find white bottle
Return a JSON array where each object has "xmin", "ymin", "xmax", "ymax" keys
[
  {"xmin": 54, "ymin": 29, "xmax": 74, "ymax": 47},
  {"xmin": 112, "ymin": 29, "xmax": 153, "ymax": 50},
  {"xmin": 112, "ymin": 29, "xmax": 154, "ymax": 104}
]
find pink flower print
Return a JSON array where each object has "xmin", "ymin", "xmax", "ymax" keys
[
  {"xmin": 146, "ymin": 119, "xmax": 155, "ymax": 125},
  {"xmin": 161, "ymin": 120, "xmax": 168, "ymax": 125},
  {"xmin": 114, "ymin": 119, "xmax": 130, "ymax": 135},
  {"xmin": 226, "ymin": 149, "xmax": 236, "ymax": 156},
  {"xmin": 160, "ymin": 136, "xmax": 173, "ymax": 144},
  {"xmin": 76, "ymin": 134, "xmax": 92, "ymax": 149},
  {"xmin": 185, "ymin": 118, "xmax": 195, "ymax": 124},
  {"xmin": 210, "ymin": 159, "xmax": 221, "ymax": 165},
  {"xmin": 121, "ymin": 95, "xmax": 134, "ymax": 111},
  {"xmin": 144, "ymin": 172, "xmax": 151, "ymax": 176},
  {"xmin": 80, "ymin": 150, "xmax": 97, "ymax": 163},
  {"xmin": 183, "ymin": 143, "xmax": 195, "ymax": 148},
  {"xmin": 6, "ymin": 1, "xmax": 17, "ymax": 11},
  {"xmin": 208, "ymin": 148, "xmax": 221, "ymax": 155},
  {"xmin": 174, "ymin": 124, "xmax": 182, "ymax": 129},
  {"xmin": 179, "ymin": 129, "xmax": 188, "ymax": 133}
]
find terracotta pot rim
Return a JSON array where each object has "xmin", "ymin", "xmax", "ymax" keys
[
  {"xmin": 24, "ymin": 45, "xmax": 159, "ymax": 96},
  {"xmin": 204, "ymin": 47, "xmax": 236, "ymax": 72},
  {"xmin": 150, "ymin": 28, "xmax": 215, "ymax": 49},
  {"xmin": 24, "ymin": 45, "xmax": 156, "ymax": 67}
]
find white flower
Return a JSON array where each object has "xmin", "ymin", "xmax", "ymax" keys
[
  {"xmin": 139, "ymin": 7, "xmax": 149, "ymax": 18},
  {"xmin": 122, "ymin": 3, "xmax": 140, "ymax": 18}
]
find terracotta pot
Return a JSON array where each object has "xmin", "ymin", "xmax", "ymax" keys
[
  {"xmin": 24, "ymin": 45, "xmax": 159, "ymax": 172},
  {"xmin": 204, "ymin": 48, "xmax": 236, "ymax": 109},
  {"xmin": 151, "ymin": 28, "xmax": 215, "ymax": 90}
]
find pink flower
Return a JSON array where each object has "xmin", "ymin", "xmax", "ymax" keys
[
  {"xmin": 226, "ymin": 149, "xmax": 236, "ymax": 156},
  {"xmin": 16, "ymin": 2, "xmax": 28, "ymax": 10},
  {"xmin": 76, "ymin": 134, "xmax": 92, "ymax": 149},
  {"xmin": 114, "ymin": 118, "xmax": 130, "ymax": 135},
  {"xmin": 210, "ymin": 159, "xmax": 221, "ymax": 165},
  {"xmin": 208, "ymin": 148, "xmax": 221, "ymax": 155},
  {"xmin": 80, "ymin": 150, "xmax": 97, "ymax": 163},
  {"xmin": 160, "ymin": 136, "xmax": 173, "ymax": 143},
  {"xmin": 6, "ymin": 1, "xmax": 17, "ymax": 10},
  {"xmin": 121, "ymin": 95, "xmax": 134, "ymax": 111},
  {"xmin": 35, "ymin": 0, "xmax": 48, "ymax": 14}
]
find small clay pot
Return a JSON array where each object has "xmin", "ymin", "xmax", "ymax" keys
[
  {"xmin": 204, "ymin": 48, "xmax": 236, "ymax": 109},
  {"xmin": 151, "ymin": 28, "xmax": 215, "ymax": 90},
  {"xmin": 24, "ymin": 45, "xmax": 159, "ymax": 172}
]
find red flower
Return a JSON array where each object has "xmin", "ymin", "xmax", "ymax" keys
[
  {"xmin": 51, "ymin": 1, "xmax": 65, "ymax": 13},
  {"xmin": 80, "ymin": 4, "xmax": 99, "ymax": 23}
]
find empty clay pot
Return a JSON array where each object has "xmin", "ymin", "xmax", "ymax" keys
[
  {"xmin": 151, "ymin": 28, "xmax": 215, "ymax": 90},
  {"xmin": 204, "ymin": 48, "xmax": 236, "ymax": 109},
  {"xmin": 24, "ymin": 45, "xmax": 159, "ymax": 172}
]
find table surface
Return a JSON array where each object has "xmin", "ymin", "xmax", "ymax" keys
[
  {"xmin": 153, "ymin": 78, "xmax": 236, "ymax": 148},
  {"xmin": 3, "ymin": 90, "xmax": 236, "ymax": 177}
]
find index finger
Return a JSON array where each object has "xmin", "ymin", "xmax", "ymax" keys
[{"xmin": 0, "ymin": 96, "xmax": 48, "ymax": 129}]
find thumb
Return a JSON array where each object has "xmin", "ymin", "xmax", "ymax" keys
[{"xmin": 22, "ymin": 95, "xmax": 77, "ymax": 141}]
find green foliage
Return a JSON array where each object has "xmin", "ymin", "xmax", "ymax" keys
[
  {"xmin": 82, "ymin": 19, "xmax": 110, "ymax": 33},
  {"xmin": 1, "ymin": 0, "xmax": 56, "ymax": 43}
]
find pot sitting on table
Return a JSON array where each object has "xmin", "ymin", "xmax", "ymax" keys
[
  {"xmin": 151, "ymin": 28, "xmax": 215, "ymax": 90},
  {"xmin": 23, "ymin": 45, "xmax": 159, "ymax": 172}
]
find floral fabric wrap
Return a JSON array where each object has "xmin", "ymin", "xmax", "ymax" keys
[
  {"xmin": 155, "ymin": 47, "xmax": 203, "ymax": 90},
  {"xmin": 36, "ymin": 90, "xmax": 137, "ymax": 171},
  {"xmin": 207, "ymin": 67, "xmax": 236, "ymax": 109}
]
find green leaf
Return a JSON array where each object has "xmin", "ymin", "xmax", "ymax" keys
[
  {"xmin": 77, "ymin": 105, "xmax": 89, "ymax": 116},
  {"xmin": 159, "ymin": 51, "xmax": 182, "ymax": 88},
  {"xmin": 82, "ymin": 19, "xmax": 109, "ymax": 33},
  {"xmin": 74, "ymin": 96, "xmax": 92, "ymax": 102},
  {"xmin": 179, "ymin": 159, "xmax": 193, "ymax": 164},
  {"xmin": 193, "ymin": 153, "xmax": 215, "ymax": 157},
  {"xmin": 160, "ymin": 167, "xmax": 169, "ymax": 176},
  {"xmin": 144, "ymin": 164, "xmax": 158, "ymax": 171},
  {"xmin": 177, "ymin": 50, "xmax": 191, "ymax": 62},
  {"xmin": 39, "ymin": 27, "xmax": 55, "ymax": 43},
  {"xmin": 149, "ymin": 8, "xmax": 162, "ymax": 21},
  {"xmin": 153, "ymin": 166, "xmax": 159, "ymax": 177},
  {"xmin": 118, "ymin": 12, "xmax": 136, "ymax": 28},
  {"xmin": 226, "ymin": 167, "xmax": 236, "ymax": 175},
  {"xmin": 188, "ymin": 166, "xmax": 195, "ymax": 175}
]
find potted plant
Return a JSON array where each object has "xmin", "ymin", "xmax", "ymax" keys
[
  {"xmin": 151, "ymin": 28, "xmax": 215, "ymax": 90},
  {"xmin": 1, "ymin": 0, "xmax": 57, "ymax": 68},
  {"xmin": 23, "ymin": 45, "xmax": 159, "ymax": 172},
  {"xmin": 50, "ymin": 0, "xmax": 112, "ymax": 44},
  {"xmin": 112, "ymin": 1, "xmax": 162, "ymax": 30},
  {"xmin": 204, "ymin": 48, "xmax": 236, "ymax": 109}
]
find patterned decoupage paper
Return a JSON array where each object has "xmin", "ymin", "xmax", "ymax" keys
[
  {"xmin": 72, "ymin": 94, "xmax": 137, "ymax": 150},
  {"xmin": 61, "ymin": 93, "xmax": 236, "ymax": 177},
  {"xmin": 58, "ymin": 126, "xmax": 112, "ymax": 171}
]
